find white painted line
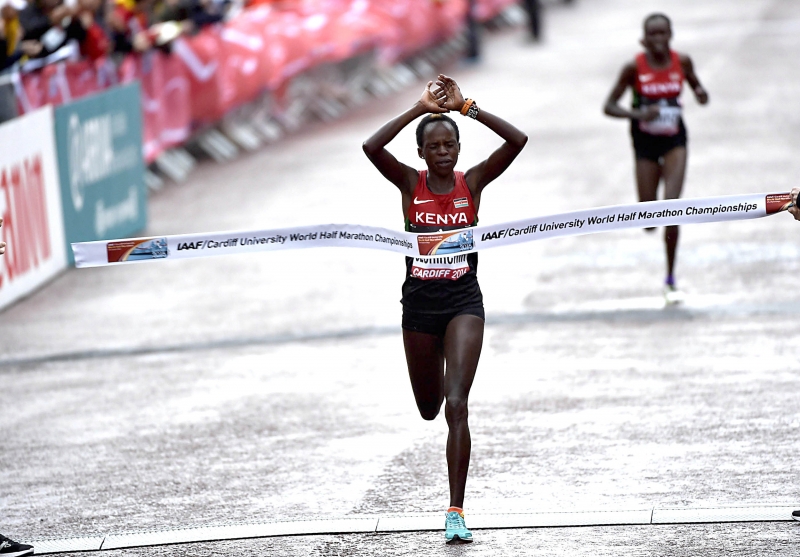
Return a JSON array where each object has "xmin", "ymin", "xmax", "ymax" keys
[
  {"xmin": 652, "ymin": 505, "xmax": 798, "ymax": 524},
  {"xmin": 376, "ymin": 514, "xmax": 442, "ymax": 532},
  {"xmin": 25, "ymin": 536, "xmax": 104, "ymax": 554},
  {"xmin": 376, "ymin": 509, "xmax": 653, "ymax": 532},
  {"xmin": 26, "ymin": 505, "xmax": 800, "ymax": 553},
  {"xmin": 101, "ymin": 518, "xmax": 379, "ymax": 550},
  {"xmin": 471, "ymin": 509, "xmax": 654, "ymax": 529}
]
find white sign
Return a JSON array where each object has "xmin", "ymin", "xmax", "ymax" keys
[{"xmin": 0, "ymin": 106, "xmax": 67, "ymax": 310}]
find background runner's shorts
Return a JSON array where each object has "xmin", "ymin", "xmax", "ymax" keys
[
  {"xmin": 631, "ymin": 122, "xmax": 688, "ymax": 162},
  {"xmin": 402, "ymin": 305, "xmax": 485, "ymax": 338}
]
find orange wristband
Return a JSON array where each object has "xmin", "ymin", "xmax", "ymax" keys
[{"xmin": 460, "ymin": 99, "xmax": 473, "ymax": 115}]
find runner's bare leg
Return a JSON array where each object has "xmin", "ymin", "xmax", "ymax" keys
[
  {"xmin": 402, "ymin": 315, "xmax": 483, "ymax": 508},
  {"xmin": 403, "ymin": 330, "xmax": 445, "ymax": 421},
  {"xmin": 442, "ymin": 314, "xmax": 483, "ymax": 508},
  {"xmin": 661, "ymin": 146, "xmax": 688, "ymax": 278},
  {"xmin": 635, "ymin": 157, "xmax": 661, "ymax": 232}
]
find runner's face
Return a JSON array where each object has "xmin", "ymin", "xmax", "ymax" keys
[
  {"xmin": 418, "ymin": 122, "xmax": 459, "ymax": 176},
  {"xmin": 642, "ymin": 18, "xmax": 671, "ymax": 56}
]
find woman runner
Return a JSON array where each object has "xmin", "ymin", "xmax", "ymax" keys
[
  {"xmin": 362, "ymin": 75, "xmax": 527, "ymax": 544},
  {"xmin": 603, "ymin": 13, "xmax": 709, "ymax": 303}
]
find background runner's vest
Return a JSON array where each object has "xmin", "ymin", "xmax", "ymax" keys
[
  {"xmin": 632, "ymin": 50, "xmax": 685, "ymax": 136},
  {"xmin": 402, "ymin": 170, "xmax": 482, "ymax": 313}
]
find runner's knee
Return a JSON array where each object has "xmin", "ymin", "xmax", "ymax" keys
[{"xmin": 444, "ymin": 394, "xmax": 469, "ymax": 422}]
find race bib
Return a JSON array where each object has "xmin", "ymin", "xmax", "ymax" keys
[
  {"xmin": 410, "ymin": 254, "xmax": 470, "ymax": 281},
  {"xmin": 639, "ymin": 99, "xmax": 682, "ymax": 136}
]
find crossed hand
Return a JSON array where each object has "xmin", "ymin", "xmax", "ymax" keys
[{"xmin": 419, "ymin": 74, "xmax": 466, "ymax": 114}]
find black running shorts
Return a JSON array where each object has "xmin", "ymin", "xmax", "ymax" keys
[
  {"xmin": 631, "ymin": 120, "xmax": 688, "ymax": 162},
  {"xmin": 402, "ymin": 305, "xmax": 485, "ymax": 338}
]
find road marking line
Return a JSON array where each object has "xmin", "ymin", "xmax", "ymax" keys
[{"xmin": 25, "ymin": 505, "xmax": 800, "ymax": 553}]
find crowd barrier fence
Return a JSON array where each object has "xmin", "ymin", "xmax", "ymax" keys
[{"xmin": 13, "ymin": 0, "xmax": 518, "ymax": 163}]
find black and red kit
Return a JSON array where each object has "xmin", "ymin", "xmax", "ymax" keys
[
  {"xmin": 630, "ymin": 50, "xmax": 688, "ymax": 161},
  {"xmin": 402, "ymin": 170, "xmax": 483, "ymax": 315}
]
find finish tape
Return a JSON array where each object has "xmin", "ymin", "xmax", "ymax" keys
[{"xmin": 72, "ymin": 192, "xmax": 793, "ymax": 268}]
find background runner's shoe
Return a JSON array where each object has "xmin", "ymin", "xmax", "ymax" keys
[
  {"xmin": 445, "ymin": 511, "xmax": 473, "ymax": 544},
  {"xmin": 663, "ymin": 284, "xmax": 685, "ymax": 305},
  {"xmin": 0, "ymin": 535, "xmax": 34, "ymax": 557},
  {"xmin": 792, "ymin": 510, "xmax": 800, "ymax": 521}
]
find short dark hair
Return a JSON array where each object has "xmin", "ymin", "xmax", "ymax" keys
[
  {"xmin": 415, "ymin": 114, "xmax": 460, "ymax": 148},
  {"xmin": 643, "ymin": 13, "xmax": 671, "ymax": 33}
]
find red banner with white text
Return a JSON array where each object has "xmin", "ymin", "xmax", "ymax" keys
[{"xmin": 16, "ymin": 0, "xmax": 508, "ymax": 162}]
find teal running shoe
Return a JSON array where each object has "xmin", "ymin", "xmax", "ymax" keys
[{"xmin": 445, "ymin": 510, "xmax": 473, "ymax": 544}]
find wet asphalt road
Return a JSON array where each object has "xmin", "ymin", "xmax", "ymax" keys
[{"xmin": 2, "ymin": 0, "xmax": 800, "ymax": 555}]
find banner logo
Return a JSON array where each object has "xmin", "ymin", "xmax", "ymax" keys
[
  {"xmin": 417, "ymin": 229, "xmax": 474, "ymax": 256},
  {"xmin": 107, "ymin": 238, "xmax": 168, "ymax": 263},
  {"xmin": 765, "ymin": 193, "xmax": 793, "ymax": 215}
]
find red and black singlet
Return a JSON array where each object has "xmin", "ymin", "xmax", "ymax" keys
[
  {"xmin": 401, "ymin": 170, "xmax": 482, "ymax": 312},
  {"xmin": 632, "ymin": 50, "xmax": 685, "ymax": 136}
]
